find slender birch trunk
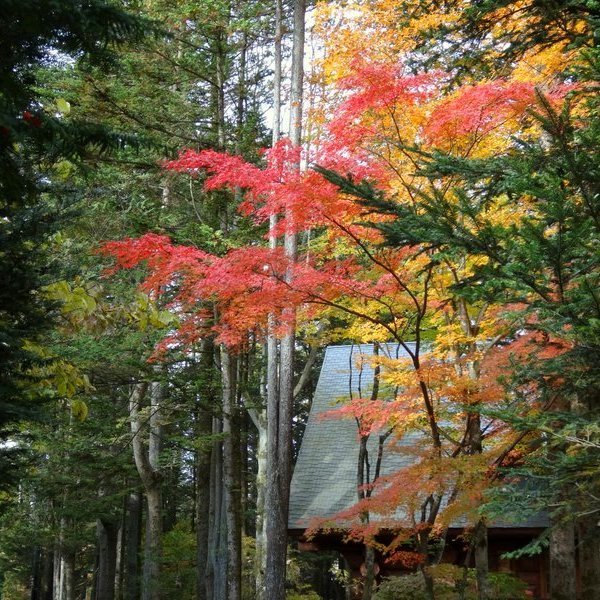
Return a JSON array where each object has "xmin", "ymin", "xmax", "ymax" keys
[
  {"xmin": 272, "ymin": 0, "xmax": 283, "ymax": 147},
  {"xmin": 54, "ymin": 520, "xmax": 74, "ymax": 600},
  {"xmin": 53, "ymin": 540, "xmax": 61, "ymax": 600},
  {"xmin": 129, "ymin": 381, "xmax": 162, "ymax": 600},
  {"xmin": 250, "ymin": 400, "xmax": 268, "ymax": 600},
  {"xmin": 62, "ymin": 552, "xmax": 74, "ymax": 600},
  {"xmin": 261, "ymin": 0, "xmax": 284, "ymax": 596},
  {"xmin": 114, "ymin": 518, "xmax": 124, "ymax": 600},
  {"xmin": 265, "ymin": 0, "xmax": 305, "ymax": 595},
  {"xmin": 221, "ymin": 347, "xmax": 242, "ymax": 600}
]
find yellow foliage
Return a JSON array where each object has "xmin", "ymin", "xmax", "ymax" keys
[{"xmin": 23, "ymin": 340, "xmax": 93, "ymax": 405}]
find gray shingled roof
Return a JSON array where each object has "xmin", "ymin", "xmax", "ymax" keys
[
  {"xmin": 289, "ymin": 343, "xmax": 416, "ymax": 530},
  {"xmin": 288, "ymin": 343, "xmax": 548, "ymax": 531}
]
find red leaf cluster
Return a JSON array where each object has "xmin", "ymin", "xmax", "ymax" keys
[
  {"xmin": 425, "ymin": 80, "xmax": 571, "ymax": 144},
  {"xmin": 384, "ymin": 550, "xmax": 426, "ymax": 569}
]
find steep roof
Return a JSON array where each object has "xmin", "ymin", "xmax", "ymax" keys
[
  {"xmin": 289, "ymin": 343, "xmax": 415, "ymax": 530},
  {"xmin": 288, "ymin": 343, "xmax": 548, "ymax": 531}
]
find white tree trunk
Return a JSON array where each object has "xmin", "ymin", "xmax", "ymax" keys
[
  {"xmin": 248, "ymin": 407, "xmax": 268, "ymax": 600},
  {"xmin": 265, "ymin": 0, "xmax": 305, "ymax": 596},
  {"xmin": 129, "ymin": 381, "xmax": 163, "ymax": 600},
  {"xmin": 221, "ymin": 347, "xmax": 241, "ymax": 600}
]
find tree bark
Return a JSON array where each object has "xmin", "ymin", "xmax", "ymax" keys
[
  {"xmin": 221, "ymin": 347, "xmax": 242, "ymax": 600},
  {"xmin": 251, "ymin": 407, "xmax": 268, "ymax": 600},
  {"xmin": 362, "ymin": 546, "xmax": 376, "ymax": 600},
  {"xmin": 31, "ymin": 546, "xmax": 42, "ymax": 600},
  {"xmin": 53, "ymin": 541, "xmax": 60, "ymax": 600},
  {"xmin": 143, "ymin": 487, "xmax": 162, "ymax": 600},
  {"xmin": 207, "ymin": 416, "xmax": 227, "ymax": 600},
  {"xmin": 41, "ymin": 549, "xmax": 53, "ymax": 600},
  {"xmin": 195, "ymin": 340, "xmax": 215, "ymax": 600},
  {"xmin": 264, "ymin": 317, "xmax": 295, "ymax": 599},
  {"xmin": 213, "ymin": 25, "xmax": 227, "ymax": 152},
  {"xmin": 549, "ymin": 515, "xmax": 576, "ymax": 600},
  {"xmin": 62, "ymin": 550, "xmax": 75, "ymax": 600},
  {"xmin": 264, "ymin": 0, "xmax": 305, "ymax": 596},
  {"xmin": 357, "ymin": 345, "xmax": 380, "ymax": 600},
  {"xmin": 288, "ymin": 0, "xmax": 305, "ymax": 149},
  {"xmin": 473, "ymin": 520, "xmax": 490, "ymax": 600},
  {"xmin": 53, "ymin": 517, "xmax": 75, "ymax": 600},
  {"xmin": 96, "ymin": 518, "xmax": 119, "ymax": 600},
  {"xmin": 114, "ymin": 519, "xmax": 124, "ymax": 600},
  {"xmin": 271, "ymin": 0, "xmax": 283, "ymax": 147},
  {"xmin": 578, "ymin": 516, "xmax": 600, "ymax": 600},
  {"xmin": 129, "ymin": 382, "xmax": 163, "ymax": 600},
  {"xmin": 261, "ymin": 0, "xmax": 282, "ymax": 586},
  {"xmin": 124, "ymin": 490, "xmax": 142, "ymax": 600},
  {"xmin": 196, "ymin": 434, "xmax": 212, "ymax": 600},
  {"xmin": 195, "ymin": 338, "xmax": 216, "ymax": 600}
]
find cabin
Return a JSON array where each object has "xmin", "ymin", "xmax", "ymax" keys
[{"xmin": 288, "ymin": 344, "xmax": 549, "ymax": 599}]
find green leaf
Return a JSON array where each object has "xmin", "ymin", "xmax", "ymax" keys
[
  {"xmin": 70, "ymin": 399, "xmax": 88, "ymax": 421},
  {"xmin": 56, "ymin": 98, "xmax": 71, "ymax": 115}
]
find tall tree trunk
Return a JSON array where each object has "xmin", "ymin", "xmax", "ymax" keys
[
  {"xmin": 549, "ymin": 514, "xmax": 576, "ymax": 600},
  {"xmin": 144, "ymin": 381, "xmax": 163, "ymax": 600},
  {"xmin": 54, "ymin": 517, "xmax": 75, "ymax": 600},
  {"xmin": 251, "ymin": 340, "xmax": 316, "ymax": 600},
  {"xmin": 196, "ymin": 438, "xmax": 212, "ymax": 600},
  {"xmin": 356, "ymin": 345, "xmax": 380, "ymax": 600},
  {"xmin": 467, "ymin": 408, "xmax": 489, "ymax": 600},
  {"xmin": 143, "ymin": 488, "xmax": 162, "ymax": 600},
  {"xmin": 265, "ymin": 326, "xmax": 292, "ymax": 600},
  {"xmin": 236, "ymin": 32, "xmax": 247, "ymax": 149},
  {"xmin": 196, "ymin": 441, "xmax": 212, "ymax": 600},
  {"xmin": 216, "ymin": 487, "xmax": 228, "ymax": 600},
  {"xmin": 207, "ymin": 416, "xmax": 227, "ymax": 600},
  {"xmin": 362, "ymin": 547, "xmax": 376, "ymax": 600},
  {"xmin": 473, "ymin": 520, "xmax": 490, "ymax": 600},
  {"xmin": 578, "ymin": 516, "xmax": 600, "ymax": 600},
  {"xmin": 114, "ymin": 520, "xmax": 124, "ymax": 600},
  {"xmin": 196, "ymin": 338, "xmax": 215, "ymax": 600},
  {"xmin": 62, "ymin": 550, "xmax": 75, "ymax": 600},
  {"xmin": 264, "ymin": 0, "xmax": 305, "ymax": 596},
  {"xmin": 212, "ymin": 20, "xmax": 227, "ymax": 153},
  {"xmin": 357, "ymin": 433, "xmax": 375, "ymax": 600},
  {"xmin": 53, "ymin": 541, "xmax": 61, "ymax": 600},
  {"xmin": 288, "ymin": 0, "xmax": 305, "ymax": 149},
  {"xmin": 239, "ymin": 408, "xmax": 249, "ymax": 537},
  {"xmin": 271, "ymin": 0, "xmax": 283, "ymax": 147},
  {"xmin": 42, "ymin": 549, "xmax": 54, "ymax": 600},
  {"xmin": 124, "ymin": 490, "xmax": 142, "ymax": 600},
  {"xmin": 221, "ymin": 348, "xmax": 242, "ymax": 600},
  {"xmin": 458, "ymin": 333, "xmax": 489, "ymax": 600},
  {"xmin": 96, "ymin": 518, "xmax": 119, "ymax": 600},
  {"xmin": 260, "ymin": 0, "xmax": 283, "ymax": 594},
  {"xmin": 129, "ymin": 382, "xmax": 163, "ymax": 600},
  {"xmin": 31, "ymin": 546, "xmax": 42, "ymax": 600},
  {"xmin": 252, "ymin": 410, "xmax": 268, "ymax": 600},
  {"xmin": 549, "ymin": 393, "xmax": 577, "ymax": 600}
]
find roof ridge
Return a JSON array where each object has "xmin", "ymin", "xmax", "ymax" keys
[{"xmin": 325, "ymin": 341, "xmax": 417, "ymax": 349}]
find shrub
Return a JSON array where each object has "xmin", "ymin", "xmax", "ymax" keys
[{"xmin": 373, "ymin": 566, "xmax": 528, "ymax": 600}]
